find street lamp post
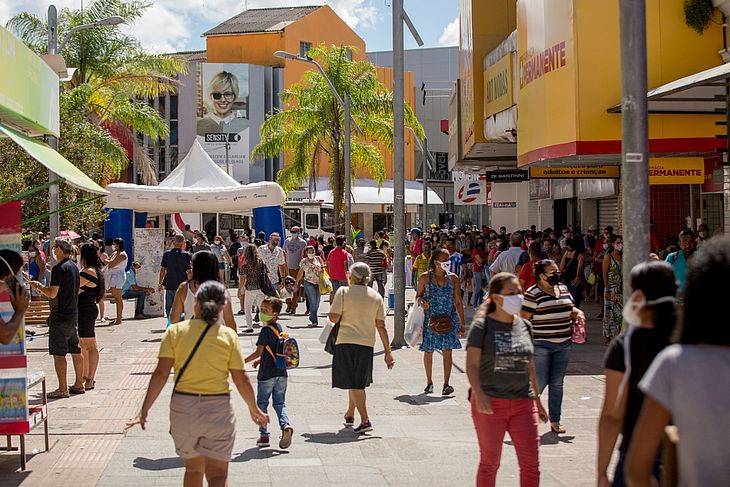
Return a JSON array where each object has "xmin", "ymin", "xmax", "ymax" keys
[
  {"xmin": 273, "ymin": 50, "xmax": 362, "ymax": 234},
  {"xmin": 46, "ymin": 5, "xmax": 124, "ymax": 241}
]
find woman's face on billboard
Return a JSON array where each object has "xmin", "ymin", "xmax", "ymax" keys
[{"xmin": 210, "ymin": 85, "xmax": 235, "ymax": 117}]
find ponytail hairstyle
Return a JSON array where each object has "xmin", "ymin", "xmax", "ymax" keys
[
  {"xmin": 629, "ymin": 260, "xmax": 677, "ymax": 343},
  {"xmin": 195, "ymin": 280, "xmax": 227, "ymax": 325},
  {"xmin": 484, "ymin": 272, "xmax": 519, "ymax": 314}
]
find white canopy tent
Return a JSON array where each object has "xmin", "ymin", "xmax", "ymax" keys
[
  {"xmin": 105, "ymin": 140, "xmax": 285, "ymax": 212},
  {"xmin": 308, "ymin": 177, "xmax": 443, "ymax": 207}
]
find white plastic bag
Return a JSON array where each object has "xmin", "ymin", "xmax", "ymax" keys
[
  {"xmin": 319, "ymin": 320, "xmax": 335, "ymax": 345},
  {"xmin": 404, "ymin": 303, "xmax": 425, "ymax": 347}
]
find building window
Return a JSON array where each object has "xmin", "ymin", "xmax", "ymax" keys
[{"xmin": 300, "ymin": 41, "xmax": 312, "ymax": 58}]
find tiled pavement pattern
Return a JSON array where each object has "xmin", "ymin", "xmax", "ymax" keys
[{"xmin": 1, "ymin": 283, "xmax": 612, "ymax": 486}]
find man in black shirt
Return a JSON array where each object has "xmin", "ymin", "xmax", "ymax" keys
[
  {"xmin": 158, "ymin": 235, "xmax": 192, "ymax": 318},
  {"xmin": 30, "ymin": 238, "xmax": 84, "ymax": 398}
]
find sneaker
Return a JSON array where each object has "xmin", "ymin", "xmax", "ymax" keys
[
  {"xmin": 256, "ymin": 435, "xmax": 270, "ymax": 448},
  {"xmin": 354, "ymin": 421, "xmax": 372, "ymax": 434},
  {"xmin": 343, "ymin": 415, "xmax": 355, "ymax": 427},
  {"xmin": 241, "ymin": 328, "xmax": 254, "ymax": 334},
  {"xmin": 424, "ymin": 383, "xmax": 434, "ymax": 394},
  {"xmin": 442, "ymin": 384, "xmax": 455, "ymax": 396},
  {"xmin": 279, "ymin": 426, "xmax": 294, "ymax": 449}
]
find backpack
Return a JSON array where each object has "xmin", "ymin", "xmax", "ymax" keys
[{"xmin": 265, "ymin": 325, "xmax": 300, "ymax": 369}]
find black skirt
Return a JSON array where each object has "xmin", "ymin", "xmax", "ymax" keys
[
  {"xmin": 332, "ymin": 344, "xmax": 374, "ymax": 390},
  {"xmin": 77, "ymin": 302, "xmax": 98, "ymax": 338}
]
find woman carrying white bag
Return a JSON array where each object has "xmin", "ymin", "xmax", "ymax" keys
[{"xmin": 405, "ymin": 303, "xmax": 424, "ymax": 347}]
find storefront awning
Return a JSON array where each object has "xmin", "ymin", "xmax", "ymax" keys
[
  {"xmin": 607, "ymin": 62, "xmax": 730, "ymax": 114},
  {"xmin": 0, "ymin": 123, "xmax": 108, "ymax": 195}
]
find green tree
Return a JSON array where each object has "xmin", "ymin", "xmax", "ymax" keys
[
  {"xmin": 252, "ymin": 44, "xmax": 424, "ymax": 225},
  {"xmin": 6, "ymin": 0, "xmax": 185, "ymax": 196}
]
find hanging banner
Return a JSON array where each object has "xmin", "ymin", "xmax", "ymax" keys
[
  {"xmin": 454, "ymin": 179, "xmax": 488, "ymax": 205},
  {"xmin": 649, "ymin": 158, "xmax": 704, "ymax": 185},
  {"xmin": 530, "ymin": 165, "xmax": 620, "ymax": 179}
]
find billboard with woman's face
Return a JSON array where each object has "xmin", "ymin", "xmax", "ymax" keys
[{"xmin": 196, "ymin": 63, "xmax": 250, "ymax": 182}]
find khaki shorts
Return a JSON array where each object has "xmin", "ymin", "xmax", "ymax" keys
[{"xmin": 169, "ymin": 393, "xmax": 236, "ymax": 462}]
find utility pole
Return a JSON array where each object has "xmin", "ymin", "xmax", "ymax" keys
[
  {"xmin": 344, "ymin": 94, "xmax": 352, "ymax": 236},
  {"xmin": 391, "ymin": 0, "xmax": 406, "ymax": 348},
  {"xmin": 619, "ymin": 0, "xmax": 649, "ymax": 298},
  {"xmin": 422, "ymin": 137, "xmax": 428, "ymax": 227},
  {"xmin": 47, "ymin": 5, "xmax": 60, "ymax": 242}
]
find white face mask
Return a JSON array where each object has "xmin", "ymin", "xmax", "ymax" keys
[
  {"xmin": 307, "ymin": 253, "xmax": 315, "ymax": 259},
  {"xmin": 622, "ymin": 290, "xmax": 676, "ymax": 328},
  {"xmin": 498, "ymin": 294, "xmax": 524, "ymax": 316},
  {"xmin": 439, "ymin": 261, "xmax": 451, "ymax": 272}
]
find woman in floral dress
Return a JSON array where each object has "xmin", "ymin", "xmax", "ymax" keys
[{"xmin": 602, "ymin": 235, "xmax": 623, "ymax": 343}]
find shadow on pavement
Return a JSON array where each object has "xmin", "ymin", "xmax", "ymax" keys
[
  {"xmin": 231, "ymin": 447, "xmax": 290, "ymax": 462},
  {"xmin": 133, "ymin": 456, "xmax": 183, "ymax": 471},
  {"xmin": 393, "ymin": 394, "xmax": 454, "ymax": 405},
  {"xmin": 301, "ymin": 431, "xmax": 381, "ymax": 445},
  {"xmin": 539, "ymin": 432, "xmax": 576, "ymax": 445}
]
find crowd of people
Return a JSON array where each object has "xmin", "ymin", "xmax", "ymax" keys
[{"xmin": 5, "ymin": 220, "xmax": 728, "ymax": 486}]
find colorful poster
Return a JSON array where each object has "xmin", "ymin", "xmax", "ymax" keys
[
  {"xmin": 0, "ymin": 201, "xmax": 24, "ymax": 356},
  {"xmin": 197, "ymin": 63, "xmax": 250, "ymax": 183},
  {"xmin": 0, "ymin": 378, "xmax": 27, "ymax": 422},
  {"xmin": 133, "ymin": 228, "xmax": 165, "ymax": 317}
]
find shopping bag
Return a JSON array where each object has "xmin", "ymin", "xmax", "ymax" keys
[
  {"xmin": 404, "ymin": 303, "xmax": 425, "ymax": 347},
  {"xmin": 319, "ymin": 270, "xmax": 333, "ymax": 295},
  {"xmin": 319, "ymin": 320, "xmax": 335, "ymax": 345}
]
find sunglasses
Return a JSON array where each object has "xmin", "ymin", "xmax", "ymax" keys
[{"xmin": 211, "ymin": 92, "xmax": 235, "ymax": 101}]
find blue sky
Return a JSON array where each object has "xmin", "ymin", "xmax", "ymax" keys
[{"xmin": 1, "ymin": 1, "xmax": 460, "ymax": 54}]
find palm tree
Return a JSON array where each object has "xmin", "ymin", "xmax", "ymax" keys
[
  {"xmin": 7, "ymin": 0, "xmax": 186, "ymax": 185},
  {"xmin": 252, "ymin": 44, "xmax": 424, "ymax": 226}
]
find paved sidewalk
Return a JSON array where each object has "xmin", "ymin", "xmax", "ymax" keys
[{"xmin": 1, "ymin": 288, "xmax": 610, "ymax": 486}]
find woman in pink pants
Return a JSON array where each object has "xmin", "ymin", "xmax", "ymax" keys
[{"xmin": 466, "ymin": 272, "xmax": 548, "ymax": 487}]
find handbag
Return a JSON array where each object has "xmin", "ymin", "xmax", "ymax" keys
[
  {"xmin": 173, "ymin": 323, "xmax": 213, "ymax": 392},
  {"xmin": 571, "ymin": 320, "xmax": 586, "ymax": 344},
  {"xmin": 426, "ymin": 271, "xmax": 453, "ymax": 335},
  {"xmin": 259, "ymin": 262, "xmax": 278, "ymax": 297},
  {"xmin": 324, "ymin": 290, "xmax": 344, "ymax": 354}
]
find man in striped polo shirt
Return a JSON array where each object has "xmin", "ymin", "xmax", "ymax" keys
[
  {"xmin": 366, "ymin": 240, "xmax": 388, "ymax": 297},
  {"xmin": 521, "ymin": 259, "xmax": 585, "ymax": 435}
]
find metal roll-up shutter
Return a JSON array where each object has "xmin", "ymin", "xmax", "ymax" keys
[
  {"xmin": 598, "ymin": 197, "xmax": 619, "ymax": 230},
  {"xmin": 539, "ymin": 199, "xmax": 554, "ymax": 230}
]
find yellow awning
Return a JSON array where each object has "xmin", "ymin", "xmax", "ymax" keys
[{"xmin": 0, "ymin": 123, "xmax": 109, "ymax": 195}]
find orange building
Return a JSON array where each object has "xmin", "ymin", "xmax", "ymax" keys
[{"xmin": 203, "ymin": 5, "xmax": 416, "ymax": 181}]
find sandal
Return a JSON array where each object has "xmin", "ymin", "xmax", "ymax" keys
[
  {"xmin": 424, "ymin": 383, "xmax": 434, "ymax": 394},
  {"xmin": 84, "ymin": 378, "xmax": 96, "ymax": 390},
  {"xmin": 69, "ymin": 385, "xmax": 86, "ymax": 395},
  {"xmin": 550, "ymin": 422, "xmax": 566, "ymax": 434},
  {"xmin": 48, "ymin": 389, "xmax": 69, "ymax": 399}
]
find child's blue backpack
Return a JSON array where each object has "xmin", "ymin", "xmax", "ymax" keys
[{"xmin": 265, "ymin": 325, "xmax": 300, "ymax": 369}]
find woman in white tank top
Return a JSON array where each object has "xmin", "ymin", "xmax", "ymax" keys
[
  {"xmin": 106, "ymin": 237, "xmax": 129, "ymax": 326},
  {"xmin": 170, "ymin": 250, "xmax": 237, "ymax": 331}
]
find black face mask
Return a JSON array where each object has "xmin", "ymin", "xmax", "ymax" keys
[{"xmin": 546, "ymin": 274, "xmax": 560, "ymax": 286}]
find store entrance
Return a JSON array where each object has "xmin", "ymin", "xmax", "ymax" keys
[{"xmin": 373, "ymin": 213, "xmax": 393, "ymax": 233}]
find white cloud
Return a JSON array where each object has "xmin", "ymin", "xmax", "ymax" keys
[
  {"xmin": 439, "ymin": 17, "xmax": 459, "ymax": 46},
  {"xmin": 121, "ymin": 3, "xmax": 191, "ymax": 54}
]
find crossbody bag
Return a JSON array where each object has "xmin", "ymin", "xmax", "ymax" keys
[{"xmin": 173, "ymin": 323, "xmax": 213, "ymax": 393}]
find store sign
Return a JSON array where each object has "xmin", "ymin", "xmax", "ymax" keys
[
  {"xmin": 454, "ymin": 179, "xmax": 488, "ymax": 205},
  {"xmin": 493, "ymin": 201, "xmax": 517, "ymax": 208},
  {"xmin": 649, "ymin": 158, "xmax": 703, "ymax": 185},
  {"xmin": 486, "ymin": 169, "xmax": 530, "ymax": 182},
  {"xmin": 0, "ymin": 26, "xmax": 59, "ymax": 136},
  {"xmin": 484, "ymin": 52, "xmax": 513, "ymax": 117},
  {"xmin": 530, "ymin": 165, "xmax": 620, "ymax": 179}
]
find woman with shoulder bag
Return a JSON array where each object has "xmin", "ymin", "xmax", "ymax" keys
[
  {"xmin": 295, "ymin": 245, "xmax": 324, "ymax": 328},
  {"xmin": 128, "ymin": 281, "xmax": 268, "ymax": 487},
  {"xmin": 466, "ymin": 272, "xmax": 548, "ymax": 487},
  {"xmin": 416, "ymin": 248, "xmax": 466, "ymax": 396}
]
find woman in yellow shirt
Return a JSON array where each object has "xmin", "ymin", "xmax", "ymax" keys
[{"xmin": 128, "ymin": 281, "xmax": 267, "ymax": 486}]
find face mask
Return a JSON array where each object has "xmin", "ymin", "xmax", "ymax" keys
[
  {"xmin": 307, "ymin": 253, "xmax": 315, "ymax": 259},
  {"xmin": 292, "ymin": 232, "xmax": 299, "ymax": 238},
  {"xmin": 546, "ymin": 274, "xmax": 560, "ymax": 286},
  {"xmin": 623, "ymin": 290, "xmax": 676, "ymax": 327},
  {"xmin": 259, "ymin": 311, "xmax": 274, "ymax": 323},
  {"xmin": 499, "ymin": 294, "xmax": 524, "ymax": 315},
  {"xmin": 699, "ymin": 231, "xmax": 708, "ymax": 238},
  {"xmin": 439, "ymin": 261, "xmax": 451, "ymax": 272},
  {"xmin": 214, "ymin": 240, "xmax": 221, "ymax": 245},
  {"xmin": 614, "ymin": 243, "xmax": 623, "ymax": 252}
]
